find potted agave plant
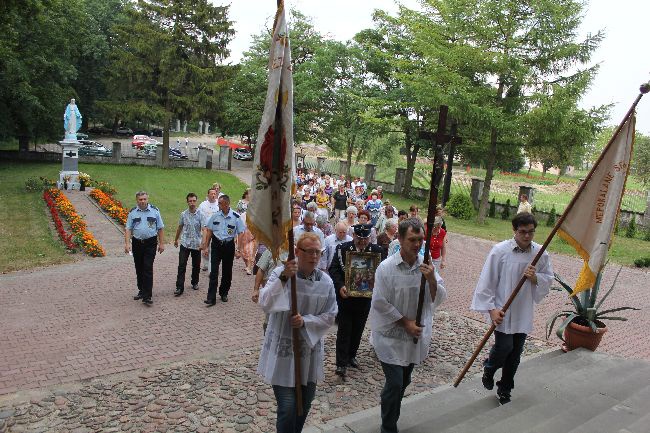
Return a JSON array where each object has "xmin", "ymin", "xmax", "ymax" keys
[{"xmin": 546, "ymin": 267, "xmax": 640, "ymax": 352}]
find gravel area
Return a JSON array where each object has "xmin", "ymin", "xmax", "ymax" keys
[{"xmin": 0, "ymin": 310, "xmax": 552, "ymax": 433}]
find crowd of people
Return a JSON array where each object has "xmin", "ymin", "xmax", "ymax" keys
[{"xmin": 123, "ymin": 171, "xmax": 552, "ymax": 433}]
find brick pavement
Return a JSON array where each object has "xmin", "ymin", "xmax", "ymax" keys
[{"xmin": 1, "ymin": 193, "xmax": 649, "ymax": 397}]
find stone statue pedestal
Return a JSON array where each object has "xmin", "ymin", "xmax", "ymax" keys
[{"xmin": 58, "ymin": 139, "xmax": 82, "ymax": 190}]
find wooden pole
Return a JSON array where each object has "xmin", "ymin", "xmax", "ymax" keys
[
  {"xmin": 453, "ymin": 89, "xmax": 646, "ymax": 387},
  {"xmin": 414, "ymin": 106, "xmax": 448, "ymax": 343},
  {"xmin": 287, "ymin": 228, "xmax": 303, "ymax": 415}
]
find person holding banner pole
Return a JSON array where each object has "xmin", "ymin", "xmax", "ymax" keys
[
  {"xmin": 471, "ymin": 213, "xmax": 554, "ymax": 404},
  {"xmin": 257, "ymin": 233, "xmax": 337, "ymax": 432}
]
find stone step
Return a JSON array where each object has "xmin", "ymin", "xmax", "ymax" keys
[
  {"xmin": 523, "ymin": 366, "xmax": 650, "ymax": 433},
  {"xmin": 565, "ymin": 383, "xmax": 650, "ymax": 433},
  {"xmin": 620, "ymin": 412, "xmax": 650, "ymax": 433},
  {"xmin": 399, "ymin": 351, "xmax": 647, "ymax": 433}
]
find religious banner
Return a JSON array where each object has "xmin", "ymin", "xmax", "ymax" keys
[
  {"xmin": 558, "ymin": 114, "xmax": 636, "ymax": 295},
  {"xmin": 247, "ymin": 0, "xmax": 295, "ymax": 260}
]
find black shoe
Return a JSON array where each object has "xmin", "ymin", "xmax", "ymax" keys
[
  {"xmin": 220, "ymin": 295, "xmax": 228, "ymax": 302},
  {"xmin": 349, "ymin": 358, "xmax": 360, "ymax": 369},
  {"xmin": 335, "ymin": 366, "xmax": 346, "ymax": 377},
  {"xmin": 204, "ymin": 299, "xmax": 216, "ymax": 306},
  {"xmin": 497, "ymin": 392, "xmax": 511, "ymax": 405},
  {"xmin": 133, "ymin": 292, "xmax": 143, "ymax": 300},
  {"xmin": 142, "ymin": 298, "xmax": 153, "ymax": 305},
  {"xmin": 482, "ymin": 372, "xmax": 494, "ymax": 390},
  {"xmin": 191, "ymin": 284, "xmax": 199, "ymax": 290},
  {"xmin": 174, "ymin": 288, "xmax": 183, "ymax": 296}
]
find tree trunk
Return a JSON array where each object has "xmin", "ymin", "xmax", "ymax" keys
[
  {"xmin": 403, "ymin": 131, "xmax": 418, "ymax": 197},
  {"xmin": 18, "ymin": 135, "xmax": 29, "ymax": 152},
  {"xmin": 477, "ymin": 127, "xmax": 497, "ymax": 224},
  {"xmin": 527, "ymin": 162, "xmax": 532, "ymax": 176},
  {"xmin": 345, "ymin": 135, "xmax": 354, "ymax": 181},
  {"xmin": 162, "ymin": 99, "xmax": 171, "ymax": 168},
  {"xmin": 112, "ymin": 115, "xmax": 119, "ymax": 135}
]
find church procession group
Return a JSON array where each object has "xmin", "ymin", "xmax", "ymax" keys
[{"xmin": 123, "ymin": 171, "xmax": 552, "ymax": 433}]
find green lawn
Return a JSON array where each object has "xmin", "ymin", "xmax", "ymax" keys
[
  {"xmin": 0, "ymin": 161, "xmax": 247, "ymax": 273},
  {"xmin": 383, "ymin": 191, "xmax": 649, "ymax": 267}
]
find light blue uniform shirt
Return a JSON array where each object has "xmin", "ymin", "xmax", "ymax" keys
[
  {"xmin": 127, "ymin": 204, "xmax": 164, "ymax": 240},
  {"xmin": 205, "ymin": 208, "xmax": 245, "ymax": 241}
]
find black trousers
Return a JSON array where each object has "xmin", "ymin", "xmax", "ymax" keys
[
  {"xmin": 335, "ymin": 305, "xmax": 370, "ymax": 367},
  {"xmin": 207, "ymin": 238, "xmax": 235, "ymax": 301},
  {"xmin": 483, "ymin": 331, "xmax": 527, "ymax": 394},
  {"xmin": 132, "ymin": 236, "xmax": 157, "ymax": 299},
  {"xmin": 175, "ymin": 245, "xmax": 201, "ymax": 291}
]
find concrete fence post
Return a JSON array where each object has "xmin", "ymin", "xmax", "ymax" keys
[{"xmin": 471, "ymin": 178, "xmax": 484, "ymax": 210}]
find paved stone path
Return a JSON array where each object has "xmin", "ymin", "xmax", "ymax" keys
[{"xmin": 1, "ymin": 179, "xmax": 649, "ymax": 431}]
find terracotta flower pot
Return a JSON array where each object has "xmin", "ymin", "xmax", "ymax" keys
[{"xmin": 563, "ymin": 319, "xmax": 607, "ymax": 352}]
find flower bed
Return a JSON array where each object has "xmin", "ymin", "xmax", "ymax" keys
[
  {"xmin": 89, "ymin": 188, "xmax": 128, "ymax": 225},
  {"xmin": 44, "ymin": 188, "xmax": 105, "ymax": 257}
]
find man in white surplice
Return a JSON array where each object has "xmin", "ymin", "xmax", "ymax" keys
[
  {"xmin": 369, "ymin": 218, "xmax": 447, "ymax": 433},
  {"xmin": 471, "ymin": 212, "xmax": 553, "ymax": 405},
  {"xmin": 257, "ymin": 232, "xmax": 337, "ymax": 433}
]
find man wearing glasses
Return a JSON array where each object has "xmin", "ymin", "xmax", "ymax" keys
[
  {"xmin": 293, "ymin": 211, "xmax": 325, "ymax": 248},
  {"xmin": 471, "ymin": 212, "xmax": 554, "ymax": 405},
  {"xmin": 257, "ymin": 232, "xmax": 337, "ymax": 432},
  {"xmin": 329, "ymin": 224, "xmax": 384, "ymax": 379}
]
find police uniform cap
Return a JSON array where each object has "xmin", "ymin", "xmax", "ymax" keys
[{"xmin": 353, "ymin": 223, "xmax": 372, "ymax": 238}]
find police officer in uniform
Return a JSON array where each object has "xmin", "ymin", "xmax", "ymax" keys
[
  {"xmin": 201, "ymin": 194, "xmax": 245, "ymax": 305},
  {"xmin": 125, "ymin": 191, "xmax": 165, "ymax": 305},
  {"xmin": 328, "ymin": 224, "xmax": 383, "ymax": 378}
]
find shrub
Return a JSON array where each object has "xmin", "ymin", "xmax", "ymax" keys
[
  {"xmin": 446, "ymin": 194, "xmax": 474, "ymax": 220},
  {"xmin": 633, "ymin": 257, "xmax": 650, "ymax": 267},
  {"xmin": 644, "ymin": 229, "xmax": 650, "ymax": 242},
  {"xmin": 25, "ymin": 176, "xmax": 55, "ymax": 192},
  {"xmin": 546, "ymin": 205, "xmax": 556, "ymax": 227},
  {"xmin": 501, "ymin": 199, "xmax": 511, "ymax": 220},
  {"xmin": 488, "ymin": 198, "xmax": 496, "ymax": 218},
  {"xmin": 625, "ymin": 217, "xmax": 637, "ymax": 239},
  {"xmin": 531, "ymin": 205, "xmax": 537, "ymax": 214}
]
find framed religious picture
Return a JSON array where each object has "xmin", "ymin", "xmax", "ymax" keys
[{"xmin": 345, "ymin": 251, "xmax": 381, "ymax": 298}]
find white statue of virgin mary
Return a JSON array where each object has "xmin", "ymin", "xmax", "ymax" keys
[{"xmin": 64, "ymin": 98, "xmax": 82, "ymax": 140}]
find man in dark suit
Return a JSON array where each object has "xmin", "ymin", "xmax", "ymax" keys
[{"xmin": 328, "ymin": 224, "xmax": 383, "ymax": 378}]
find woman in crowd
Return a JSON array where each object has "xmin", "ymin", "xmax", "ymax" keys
[
  {"xmin": 344, "ymin": 206, "xmax": 358, "ymax": 230},
  {"xmin": 349, "ymin": 210, "xmax": 377, "ymax": 244},
  {"xmin": 429, "ymin": 216, "xmax": 447, "ymax": 271},
  {"xmin": 376, "ymin": 217, "xmax": 398, "ymax": 260},
  {"xmin": 236, "ymin": 190, "xmax": 257, "ymax": 275},
  {"xmin": 331, "ymin": 184, "xmax": 349, "ymax": 220},
  {"xmin": 236, "ymin": 188, "xmax": 250, "ymax": 214},
  {"xmin": 365, "ymin": 191, "xmax": 383, "ymax": 226},
  {"xmin": 302, "ymin": 187, "xmax": 315, "ymax": 208},
  {"xmin": 315, "ymin": 186, "xmax": 331, "ymax": 221}
]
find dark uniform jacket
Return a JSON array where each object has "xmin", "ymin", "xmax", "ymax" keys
[{"xmin": 328, "ymin": 241, "xmax": 383, "ymax": 312}]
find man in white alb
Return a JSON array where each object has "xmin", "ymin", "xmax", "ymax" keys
[
  {"xmin": 257, "ymin": 232, "xmax": 337, "ymax": 432},
  {"xmin": 369, "ymin": 218, "xmax": 447, "ymax": 433}
]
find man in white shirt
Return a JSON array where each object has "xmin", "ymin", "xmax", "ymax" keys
[
  {"xmin": 471, "ymin": 212, "xmax": 553, "ymax": 405},
  {"xmin": 198, "ymin": 188, "xmax": 220, "ymax": 271},
  {"xmin": 369, "ymin": 218, "xmax": 446, "ymax": 433},
  {"xmin": 293, "ymin": 212, "xmax": 325, "ymax": 249},
  {"xmin": 257, "ymin": 232, "xmax": 337, "ymax": 432},
  {"xmin": 320, "ymin": 221, "xmax": 351, "ymax": 271}
]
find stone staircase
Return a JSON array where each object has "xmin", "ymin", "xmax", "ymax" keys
[{"xmin": 309, "ymin": 349, "xmax": 650, "ymax": 433}]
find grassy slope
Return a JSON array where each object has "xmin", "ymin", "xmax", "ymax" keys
[
  {"xmin": 0, "ymin": 161, "xmax": 247, "ymax": 273},
  {"xmin": 383, "ymin": 191, "xmax": 649, "ymax": 267}
]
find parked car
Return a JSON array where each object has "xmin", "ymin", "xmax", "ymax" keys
[
  {"xmin": 62, "ymin": 132, "xmax": 89, "ymax": 141},
  {"xmin": 88, "ymin": 125, "xmax": 111, "ymax": 135},
  {"xmin": 78, "ymin": 145, "xmax": 112, "ymax": 157},
  {"xmin": 133, "ymin": 128, "xmax": 153, "ymax": 136},
  {"xmin": 151, "ymin": 128, "xmax": 163, "ymax": 137},
  {"xmin": 233, "ymin": 147, "xmax": 253, "ymax": 161},
  {"xmin": 78, "ymin": 140, "xmax": 107, "ymax": 151},
  {"xmin": 131, "ymin": 135, "xmax": 150, "ymax": 149},
  {"xmin": 145, "ymin": 138, "xmax": 162, "ymax": 146},
  {"xmin": 116, "ymin": 127, "xmax": 133, "ymax": 136}
]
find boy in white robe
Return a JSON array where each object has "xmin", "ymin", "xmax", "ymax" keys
[
  {"xmin": 369, "ymin": 218, "xmax": 447, "ymax": 433},
  {"xmin": 257, "ymin": 232, "xmax": 337, "ymax": 433},
  {"xmin": 471, "ymin": 212, "xmax": 553, "ymax": 404}
]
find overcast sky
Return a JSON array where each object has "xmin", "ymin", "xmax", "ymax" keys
[{"xmin": 221, "ymin": 0, "xmax": 650, "ymax": 134}]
